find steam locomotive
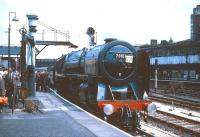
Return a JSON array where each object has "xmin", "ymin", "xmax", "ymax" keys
[{"xmin": 53, "ymin": 38, "xmax": 156, "ymax": 129}]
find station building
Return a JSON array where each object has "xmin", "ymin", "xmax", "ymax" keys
[
  {"xmin": 191, "ymin": 5, "xmax": 200, "ymax": 41},
  {"xmin": 0, "ymin": 46, "xmax": 20, "ymax": 69},
  {"xmin": 139, "ymin": 5, "xmax": 200, "ymax": 81}
]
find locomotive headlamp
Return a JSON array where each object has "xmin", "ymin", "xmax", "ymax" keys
[
  {"xmin": 147, "ymin": 103, "xmax": 157, "ymax": 114},
  {"xmin": 103, "ymin": 104, "xmax": 114, "ymax": 115}
]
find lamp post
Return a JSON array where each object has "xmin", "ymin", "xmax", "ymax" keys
[{"xmin": 8, "ymin": 12, "xmax": 19, "ymax": 72}]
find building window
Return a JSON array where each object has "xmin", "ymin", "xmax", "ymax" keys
[{"xmin": 198, "ymin": 23, "xmax": 200, "ymax": 32}]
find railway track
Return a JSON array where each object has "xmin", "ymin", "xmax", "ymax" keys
[
  {"xmin": 150, "ymin": 88, "xmax": 200, "ymax": 99},
  {"xmin": 147, "ymin": 91, "xmax": 200, "ymax": 136},
  {"xmin": 149, "ymin": 92, "xmax": 200, "ymax": 110},
  {"xmin": 118, "ymin": 121, "xmax": 177, "ymax": 137},
  {"xmin": 148, "ymin": 110, "xmax": 200, "ymax": 136},
  {"xmin": 132, "ymin": 122, "xmax": 178, "ymax": 137},
  {"xmin": 150, "ymin": 79, "xmax": 200, "ymax": 99}
]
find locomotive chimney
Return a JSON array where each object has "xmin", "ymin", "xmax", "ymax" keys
[
  {"xmin": 104, "ymin": 38, "xmax": 117, "ymax": 43},
  {"xmin": 86, "ymin": 27, "xmax": 96, "ymax": 48}
]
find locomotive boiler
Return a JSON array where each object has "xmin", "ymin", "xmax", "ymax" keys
[{"xmin": 53, "ymin": 38, "xmax": 156, "ymax": 129}]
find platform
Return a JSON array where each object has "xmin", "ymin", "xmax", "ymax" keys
[{"xmin": 0, "ymin": 91, "xmax": 131, "ymax": 137}]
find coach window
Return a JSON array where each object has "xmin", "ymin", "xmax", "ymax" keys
[
  {"xmin": 193, "ymin": 47, "xmax": 197, "ymax": 54},
  {"xmin": 154, "ymin": 49, "xmax": 158, "ymax": 57},
  {"xmin": 170, "ymin": 49, "xmax": 174, "ymax": 56},
  {"xmin": 164, "ymin": 48, "xmax": 167, "ymax": 56},
  {"xmin": 179, "ymin": 48, "xmax": 183, "ymax": 56},
  {"xmin": 174, "ymin": 49, "xmax": 178, "ymax": 56},
  {"xmin": 184, "ymin": 48, "xmax": 190, "ymax": 55},
  {"xmin": 197, "ymin": 47, "xmax": 200, "ymax": 54},
  {"xmin": 157, "ymin": 49, "xmax": 161, "ymax": 56},
  {"xmin": 177, "ymin": 48, "xmax": 180, "ymax": 55},
  {"xmin": 167, "ymin": 49, "xmax": 170, "ymax": 56}
]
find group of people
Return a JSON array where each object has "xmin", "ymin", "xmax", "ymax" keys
[
  {"xmin": 0, "ymin": 68, "xmax": 20, "ymax": 112},
  {"xmin": 0, "ymin": 68, "xmax": 51, "ymax": 112},
  {"xmin": 36, "ymin": 71, "xmax": 50, "ymax": 92}
]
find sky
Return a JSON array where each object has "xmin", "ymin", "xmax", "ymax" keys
[{"xmin": 0, "ymin": 0, "xmax": 200, "ymax": 59}]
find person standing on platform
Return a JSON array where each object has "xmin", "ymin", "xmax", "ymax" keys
[
  {"xmin": 36, "ymin": 71, "xmax": 41, "ymax": 91},
  {"xmin": 40, "ymin": 72, "xmax": 46, "ymax": 91},
  {"xmin": 0, "ymin": 73, "xmax": 6, "ymax": 112},
  {"xmin": 4, "ymin": 68, "xmax": 14, "ymax": 109},
  {"xmin": 46, "ymin": 72, "xmax": 51, "ymax": 90},
  {"xmin": 11, "ymin": 69, "xmax": 19, "ymax": 82},
  {"xmin": 44, "ymin": 72, "xmax": 49, "ymax": 91}
]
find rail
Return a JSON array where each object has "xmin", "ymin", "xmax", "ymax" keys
[{"xmin": 148, "ymin": 110, "xmax": 200, "ymax": 136}]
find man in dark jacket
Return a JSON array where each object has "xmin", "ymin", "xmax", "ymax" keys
[
  {"xmin": 0, "ymin": 74, "xmax": 6, "ymax": 112},
  {"xmin": 4, "ymin": 70, "xmax": 14, "ymax": 109}
]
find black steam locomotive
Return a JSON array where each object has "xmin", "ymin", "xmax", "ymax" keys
[{"xmin": 53, "ymin": 38, "xmax": 156, "ymax": 129}]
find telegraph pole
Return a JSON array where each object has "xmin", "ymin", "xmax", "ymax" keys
[{"xmin": 155, "ymin": 59, "xmax": 158, "ymax": 92}]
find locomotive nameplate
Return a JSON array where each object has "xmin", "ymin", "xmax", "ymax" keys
[
  {"xmin": 115, "ymin": 53, "xmax": 133, "ymax": 63},
  {"xmin": 115, "ymin": 53, "xmax": 126, "ymax": 59}
]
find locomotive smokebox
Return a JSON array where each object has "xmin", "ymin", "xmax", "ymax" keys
[{"xmin": 98, "ymin": 41, "xmax": 137, "ymax": 85}]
